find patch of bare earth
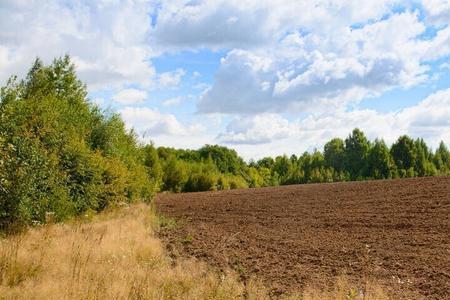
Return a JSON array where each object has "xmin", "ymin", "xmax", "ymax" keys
[{"xmin": 157, "ymin": 177, "xmax": 450, "ymax": 299}]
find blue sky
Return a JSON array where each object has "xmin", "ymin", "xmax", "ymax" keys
[{"xmin": 1, "ymin": 0, "xmax": 450, "ymax": 159}]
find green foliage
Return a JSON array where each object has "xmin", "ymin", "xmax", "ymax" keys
[
  {"xmin": 154, "ymin": 128, "xmax": 449, "ymax": 195},
  {"xmin": 158, "ymin": 215, "xmax": 178, "ymax": 230},
  {"xmin": 273, "ymin": 155, "xmax": 293, "ymax": 184},
  {"xmin": 223, "ymin": 174, "xmax": 248, "ymax": 189},
  {"xmin": 324, "ymin": 138, "xmax": 345, "ymax": 172},
  {"xmin": 0, "ymin": 56, "xmax": 156, "ymax": 231},
  {"xmin": 391, "ymin": 135, "xmax": 416, "ymax": 177},
  {"xmin": 162, "ymin": 156, "xmax": 188, "ymax": 192},
  {"xmin": 256, "ymin": 157, "xmax": 275, "ymax": 169},
  {"xmin": 367, "ymin": 139, "xmax": 396, "ymax": 179},
  {"xmin": 434, "ymin": 141, "xmax": 450, "ymax": 174},
  {"xmin": 143, "ymin": 143, "xmax": 164, "ymax": 193},
  {"xmin": 184, "ymin": 158, "xmax": 219, "ymax": 192},
  {"xmin": 198, "ymin": 145, "xmax": 246, "ymax": 175},
  {"xmin": 247, "ymin": 167, "xmax": 264, "ymax": 188},
  {"xmin": 344, "ymin": 128, "xmax": 371, "ymax": 180},
  {"xmin": 414, "ymin": 138, "xmax": 436, "ymax": 177}
]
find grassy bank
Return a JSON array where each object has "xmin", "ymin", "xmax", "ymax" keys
[{"xmin": 0, "ymin": 204, "xmax": 387, "ymax": 299}]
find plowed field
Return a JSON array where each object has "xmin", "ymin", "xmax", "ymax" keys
[{"xmin": 157, "ymin": 177, "xmax": 450, "ymax": 299}]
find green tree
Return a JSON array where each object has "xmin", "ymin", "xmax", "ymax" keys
[
  {"xmin": 344, "ymin": 129, "xmax": 371, "ymax": 180},
  {"xmin": 162, "ymin": 156, "xmax": 188, "ymax": 192},
  {"xmin": 273, "ymin": 155, "xmax": 293, "ymax": 184},
  {"xmin": 391, "ymin": 135, "xmax": 416, "ymax": 177},
  {"xmin": 143, "ymin": 143, "xmax": 163, "ymax": 192},
  {"xmin": 256, "ymin": 157, "xmax": 275, "ymax": 169},
  {"xmin": 414, "ymin": 139, "xmax": 436, "ymax": 177},
  {"xmin": 434, "ymin": 141, "xmax": 450, "ymax": 174},
  {"xmin": 184, "ymin": 157, "xmax": 220, "ymax": 192},
  {"xmin": 198, "ymin": 145, "xmax": 246, "ymax": 175},
  {"xmin": 366, "ymin": 139, "xmax": 396, "ymax": 179},
  {"xmin": 247, "ymin": 167, "xmax": 264, "ymax": 188},
  {"xmin": 324, "ymin": 138, "xmax": 345, "ymax": 172}
]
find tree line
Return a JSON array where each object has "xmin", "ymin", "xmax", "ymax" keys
[
  {"xmin": 152, "ymin": 130, "xmax": 450, "ymax": 192},
  {"xmin": 1, "ymin": 56, "xmax": 449, "ymax": 230}
]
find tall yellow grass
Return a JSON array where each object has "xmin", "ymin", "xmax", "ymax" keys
[{"xmin": 0, "ymin": 204, "xmax": 388, "ymax": 300}]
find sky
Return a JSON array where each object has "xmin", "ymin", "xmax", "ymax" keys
[{"xmin": 1, "ymin": 0, "xmax": 450, "ymax": 160}]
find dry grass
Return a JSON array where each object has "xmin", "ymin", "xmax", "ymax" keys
[{"xmin": 0, "ymin": 204, "xmax": 388, "ymax": 300}]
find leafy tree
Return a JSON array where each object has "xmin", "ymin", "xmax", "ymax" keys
[
  {"xmin": 273, "ymin": 155, "xmax": 293, "ymax": 184},
  {"xmin": 434, "ymin": 141, "xmax": 450, "ymax": 174},
  {"xmin": 391, "ymin": 135, "xmax": 416, "ymax": 177},
  {"xmin": 258, "ymin": 167, "xmax": 276, "ymax": 186},
  {"xmin": 256, "ymin": 157, "xmax": 275, "ymax": 169},
  {"xmin": 198, "ymin": 145, "xmax": 246, "ymax": 175},
  {"xmin": 246, "ymin": 167, "xmax": 264, "ymax": 188},
  {"xmin": 414, "ymin": 139, "xmax": 436, "ymax": 177},
  {"xmin": 162, "ymin": 156, "xmax": 188, "ymax": 192},
  {"xmin": 143, "ymin": 143, "xmax": 163, "ymax": 192},
  {"xmin": 367, "ymin": 139, "xmax": 396, "ymax": 179},
  {"xmin": 184, "ymin": 157, "xmax": 220, "ymax": 192},
  {"xmin": 344, "ymin": 128, "xmax": 371, "ymax": 180},
  {"xmin": 324, "ymin": 138, "xmax": 345, "ymax": 172}
]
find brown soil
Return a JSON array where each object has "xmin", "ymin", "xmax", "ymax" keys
[{"xmin": 156, "ymin": 177, "xmax": 450, "ymax": 299}]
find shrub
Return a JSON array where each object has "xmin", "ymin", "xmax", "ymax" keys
[{"xmin": 0, "ymin": 56, "xmax": 155, "ymax": 230}]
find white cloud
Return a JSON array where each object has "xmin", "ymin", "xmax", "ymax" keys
[
  {"xmin": 157, "ymin": 68, "xmax": 186, "ymax": 87},
  {"xmin": 422, "ymin": 0, "xmax": 450, "ymax": 24},
  {"xmin": 119, "ymin": 107, "xmax": 205, "ymax": 137},
  {"xmin": 398, "ymin": 88, "xmax": 450, "ymax": 132},
  {"xmin": 112, "ymin": 88, "xmax": 148, "ymax": 105},
  {"xmin": 217, "ymin": 88, "xmax": 450, "ymax": 159},
  {"xmin": 218, "ymin": 114, "xmax": 294, "ymax": 144},
  {"xmin": 162, "ymin": 96, "xmax": 183, "ymax": 106},
  {"xmin": 0, "ymin": 0, "xmax": 156, "ymax": 90},
  {"xmin": 152, "ymin": 0, "xmax": 275, "ymax": 50},
  {"xmin": 198, "ymin": 11, "xmax": 450, "ymax": 114},
  {"xmin": 152, "ymin": 0, "xmax": 396, "ymax": 50}
]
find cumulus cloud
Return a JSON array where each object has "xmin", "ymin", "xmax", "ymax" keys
[
  {"xmin": 217, "ymin": 89, "xmax": 450, "ymax": 158},
  {"xmin": 218, "ymin": 114, "xmax": 294, "ymax": 144},
  {"xmin": 152, "ymin": 0, "xmax": 276, "ymax": 50},
  {"xmin": 112, "ymin": 88, "xmax": 148, "ymax": 105},
  {"xmin": 398, "ymin": 88, "xmax": 450, "ymax": 135},
  {"xmin": 0, "ymin": 0, "xmax": 156, "ymax": 90},
  {"xmin": 422, "ymin": 0, "xmax": 450, "ymax": 24},
  {"xmin": 198, "ymin": 11, "xmax": 450, "ymax": 114},
  {"xmin": 119, "ymin": 107, "xmax": 205, "ymax": 137},
  {"xmin": 152, "ymin": 0, "xmax": 396, "ymax": 50}
]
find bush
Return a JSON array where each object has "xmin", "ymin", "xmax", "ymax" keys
[{"xmin": 0, "ymin": 56, "xmax": 156, "ymax": 231}]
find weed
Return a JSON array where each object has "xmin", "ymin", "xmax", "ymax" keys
[
  {"xmin": 234, "ymin": 261, "xmax": 247, "ymax": 279},
  {"xmin": 158, "ymin": 215, "xmax": 178, "ymax": 230},
  {"xmin": 182, "ymin": 233, "xmax": 194, "ymax": 244},
  {"xmin": 347, "ymin": 288, "xmax": 359, "ymax": 300}
]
